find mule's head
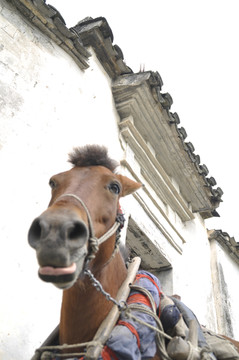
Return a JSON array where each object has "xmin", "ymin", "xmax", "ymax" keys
[{"xmin": 28, "ymin": 145, "xmax": 141, "ymax": 289}]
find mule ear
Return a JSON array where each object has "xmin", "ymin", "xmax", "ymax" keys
[{"xmin": 117, "ymin": 174, "xmax": 142, "ymax": 196}]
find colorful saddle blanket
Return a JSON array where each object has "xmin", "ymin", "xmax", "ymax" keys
[{"xmin": 99, "ymin": 270, "xmax": 162, "ymax": 360}]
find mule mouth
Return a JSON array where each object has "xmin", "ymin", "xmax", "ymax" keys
[
  {"xmin": 38, "ymin": 263, "xmax": 77, "ymax": 288},
  {"xmin": 37, "ymin": 250, "xmax": 87, "ymax": 289},
  {"xmin": 39, "ymin": 272, "xmax": 76, "ymax": 285},
  {"xmin": 39, "ymin": 263, "xmax": 77, "ymax": 276}
]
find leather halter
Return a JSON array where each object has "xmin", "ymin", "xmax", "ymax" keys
[{"xmin": 55, "ymin": 193, "xmax": 122, "ymax": 265}]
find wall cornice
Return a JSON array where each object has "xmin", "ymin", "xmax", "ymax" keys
[
  {"xmin": 112, "ymin": 72, "xmax": 223, "ymax": 219},
  {"xmin": 119, "ymin": 116, "xmax": 194, "ymax": 222}
]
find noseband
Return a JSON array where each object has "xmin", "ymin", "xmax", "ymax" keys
[{"xmin": 55, "ymin": 193, "xmax": 123, "ymax": 265}]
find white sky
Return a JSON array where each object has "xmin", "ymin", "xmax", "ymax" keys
[{"xmin": 49, "ymin": 0, "xmax": 239, "ymax": 240}]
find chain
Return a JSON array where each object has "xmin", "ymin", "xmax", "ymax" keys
[
  {"xmin": 84, "ymin": 270, "xmax": 173, "ymax": 360},
  {"xmin": 84, "ymin": 268, "xmax": 126, "ymax": 311}
]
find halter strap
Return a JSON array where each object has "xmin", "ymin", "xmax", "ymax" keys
[{"xmin": 55, "ymin": 193, "xmax": 121, "ymax": 262}]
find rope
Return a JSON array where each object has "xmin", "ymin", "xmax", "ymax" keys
[
  {"xmin": 200, "ymin": 347, "xmax": 213, "ymax": 360},
  {"xmin": 57, "ymin": 194, "xmax": 96, "ymax": 239},
  {"xmin": 121, "ymin": 283, "xmax": 173, "ymax": 360},
  {"xmin": 186, "ymin": 341, "xmax": 195, "ymax": 360},
  {"xmin": 33, "ymin": 340, "xmax": 102, "ymax": 359},
  {"xmin": 123, "ymin": 303, "xmax": 172, "ymax": 360},
  {"xmin": 98, "ymin": 222, "xmax": 121, "ymax": 245},
  {"xmin": 129, "ymin": 284, "xmax": 157, "ymax": 313}
]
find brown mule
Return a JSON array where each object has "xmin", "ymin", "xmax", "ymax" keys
[{"xmin": 28, "ymin": 145, "xmax": 142, "ymax": 349}]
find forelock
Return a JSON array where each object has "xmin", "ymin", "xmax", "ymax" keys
[{"xmin": 68, "ymin": 145, "xmax": 118, "ymax": 172}]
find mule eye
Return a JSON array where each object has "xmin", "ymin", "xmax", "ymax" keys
[
  {"xmin": 108, "ymin": 182, "xmax": 121, "ymax": 195},
  {"xmin": 49, "ymin": 179, "xmax": 57, "ymax": 189}
]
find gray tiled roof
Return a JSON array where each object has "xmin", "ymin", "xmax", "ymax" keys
[
  {"xmin": 208, "ymin": 230, "xmax": 239, "ymax": 264},
  {"xmin": 71, "ymin": 17, "xmax": 132, "ymax": 78},
  {"xmin": 9, "ymin": 0, "xmax": 90, "ymax": 69}
]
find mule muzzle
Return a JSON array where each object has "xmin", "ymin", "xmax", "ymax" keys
[{"xmin": 28, "ymin": 212, "xmax": 89, "ymax": 289}]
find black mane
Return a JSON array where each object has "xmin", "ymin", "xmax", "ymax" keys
[{"xmin": 68, "ymin": 145, "xmax": 118, "ymax": 172}]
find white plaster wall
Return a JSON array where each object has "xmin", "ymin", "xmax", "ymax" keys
[
  {"xmin": 0, "ymin": 2, "xmax": 123, "ymax": 358},
  {"xmin": 211, "ymin": 240, "xmax": 239, "ymax": 338},
  {"xmin": 172, "ymin": 214, "xmax": 218, "ymax": 331}
]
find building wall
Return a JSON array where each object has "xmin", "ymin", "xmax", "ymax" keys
[
  {"xmin": 171, "ymin": 213, "xmax": 217, "ymax": 329},
  {"xmin": 0, "ymin": 1, "xmax": 123, "ymax": 358},
  {"xmin": 123, "ymin": 180, "xmax": 218, "ymax": 331},
  {"xmin": 210, "ymin": 239, "xmax": 239, "ymax": 338}
]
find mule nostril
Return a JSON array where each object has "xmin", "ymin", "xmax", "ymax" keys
[
  {"xmin": 67, "ymin": 221, "xmax": 88, "ymax": 242},
  {"xmin": 28, "ymin": 218, "xmax": 48, "ymax": 248}
]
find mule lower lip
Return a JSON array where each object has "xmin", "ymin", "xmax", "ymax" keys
[{"xmin": 39, "ymin": 262, "xmax": 77, "ymax": 276}]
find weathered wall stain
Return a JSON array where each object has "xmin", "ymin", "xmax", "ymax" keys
[{"xmin": 218, "ymin": 262, "xmax": 234, "ymax": 337}]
